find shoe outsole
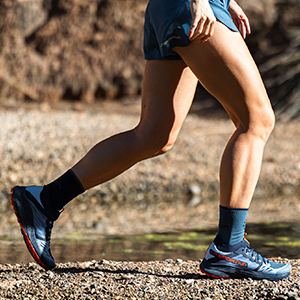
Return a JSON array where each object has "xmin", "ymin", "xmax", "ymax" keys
[
  {"xmin": 200, "ymin": 261, "xmax": 292, "ymax": 281},
  {"xmin": 200, "ymin": 265, "xmax": 231, "ymax": 279},
  {"xmin": 10, "ymin": 186, "xmax": 54, "ymax": 270}
]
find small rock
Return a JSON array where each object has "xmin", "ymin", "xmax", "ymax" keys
[
  {"xmin": 185, "ymin": 279, "xmax": 194, "ymax": 285},
  {"xmin": 101, "ymin": 260, "xmax": 110, "ymax": 265},
  {"xmin": 188, "ymin": 184, "xmax": 202, "ymax": 196}
]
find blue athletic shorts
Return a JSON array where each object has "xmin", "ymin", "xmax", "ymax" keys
[{"xmin": 144, "ymin": 0, "xmax": 238, "ymax": 60}]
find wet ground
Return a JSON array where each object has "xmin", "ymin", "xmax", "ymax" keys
[
  {"xmin": 2, "ymin": 219, "xmax": 300, "ymax": 266},
  {"xmin": 2, "ymin": 191, "xmax": 300, "ymax": 266}
]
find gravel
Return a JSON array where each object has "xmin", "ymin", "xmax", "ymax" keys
[{"xmin": 0, "ymin": 258, "xmax": 300, "ymax": 299}]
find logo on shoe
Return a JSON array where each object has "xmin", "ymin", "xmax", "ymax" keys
[{"xmin": 210, "ymin": 249, "xmax": 248, "ymax": 267}]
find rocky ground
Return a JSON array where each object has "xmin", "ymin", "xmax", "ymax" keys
[
  {"xmin": 0, "ymin": 100, "xmax": 299, "ymax": 298},
  {"xmin": 0, "ymin": 259, "xmax": 300, "ymax": 299}
]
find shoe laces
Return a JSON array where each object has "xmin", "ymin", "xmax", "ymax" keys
[
  {"xmin": 243, "ymin": 245, "xmax": 268, "ymax": 264},
  {"xmin": 45, "ymin": 219, "xmax": 54, "ymax": 242},
  {"xmin": 45, "ymin": 208, "xmax": 63, "ymax": 241}
]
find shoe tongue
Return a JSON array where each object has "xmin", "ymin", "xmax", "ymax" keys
[
  {"xmin": 25, "ymin": 186, "xmax": 43, "ymax": 206},
  {"xmin": 25, "ymin": 188, "xmax": 60, "ymax": 221}
]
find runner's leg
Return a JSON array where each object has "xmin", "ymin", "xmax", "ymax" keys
[
  {"xmin": 175, "ymin": 21, "xmax": 291, "ymax": 280},
  {"xmin": 72, "ymin": 60, "xmax": 198, "ymax": 190},
  {"xmin": 10, "ymin": 60, "xmax": 198, "ymax": 270},
  {"xmin": 174, "ymin": 21, "xmax": 275, "ymax": 209}
]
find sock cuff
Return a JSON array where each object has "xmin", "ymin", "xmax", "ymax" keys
[
  {"xmin": 220, "ymin": 205, "xmax": 249, "ymax": 211},
  {"xmin": 217, "ymin": 205, "xmax": 249, "ymax": 246},
  {"xmin": 69, "ymin": 169, "xmax": 85, "ymax": 193},
  {"xmin": 41, "ymin": 169, "xmax": 85, "ymax": 212}
]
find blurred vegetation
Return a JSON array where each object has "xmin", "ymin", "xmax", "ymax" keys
[
  {"xmin": 247, "ymin": 0, "xmax": 300, "ymax": 120},
  {"xmin": 0, "ymin": 0, "xmax": 299, "ymax": 120}
]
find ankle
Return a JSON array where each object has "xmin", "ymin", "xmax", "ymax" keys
[
  {"xmin": 214, "ymin": 234, "xmax": 245, "ymax": 252},
  {"xmin": 40, "ymin": 169, "xmax": 85, "ymax": 212}
]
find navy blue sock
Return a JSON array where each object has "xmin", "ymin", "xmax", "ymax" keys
[
  {"xmin": 41, "ymin": 169, "xmax": 85, "ymax": 212},
  {"xmin": 216, "ymin": 205, "xmax": 248, "ymax": 247}
]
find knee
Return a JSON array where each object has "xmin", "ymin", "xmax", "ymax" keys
[
  {"xmin": 133, "ymin": 127, "xmax": 177, "ymax": 158},
  {"xmin": 241, "ymin": 105, "xmax": 275, "ymax": 142},
  {"xmin": 256, "ymin": 105, "xmax": 275, "ymax": 142}
]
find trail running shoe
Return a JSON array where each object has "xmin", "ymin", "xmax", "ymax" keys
[
  {"xmin": 200, "ymin": 238, "xmax": 292, "ymax": 281},
  {"xmin": 11, "ymin": 186, "xmax": 60, "ymax": 270}
]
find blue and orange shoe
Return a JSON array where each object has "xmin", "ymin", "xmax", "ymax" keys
[
  {"xmin": 11, "ymin": 186, "xmax": 61, "ymax": 270},
  {"xmin": 200, "ymin": 237, "xmax": 292, "ymax": 281}
]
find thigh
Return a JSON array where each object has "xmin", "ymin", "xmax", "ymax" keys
[
  {"xmin": 174, "ymin": 22, "xmax": 273, "ymax": 130},
  {"xmin": 137, "ymin": 59, "xmax": 198, "ymax": 144}
]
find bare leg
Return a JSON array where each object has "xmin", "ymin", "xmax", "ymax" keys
[
  {"xmin": 10, "ymin": 61, "xmax": 198, "ymax": 272},
  {"xmin": 72, "ymin": 60, "xmax": 198, "ymax": 190},
  {"xmin": 174, "ymin": 22, "xmax": 275, "ymax": 208}
]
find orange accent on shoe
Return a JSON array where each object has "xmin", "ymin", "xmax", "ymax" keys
[
  {"xmin": 244, "ymin": 233, "xmax": 250, "ymax": 245},
  {"xmin": 199, "ymin": 266, "xmax": 230, "ymax": 279},
  {"xmin": 203, "ymin": 241, "xmax": 213, "ymax": 258},
  {"xmin": 209, "ymin": 249, "xmax": 248, "ymax": 267}
]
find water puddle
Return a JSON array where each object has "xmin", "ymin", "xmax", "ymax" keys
[{"xmin": 1, "ymin": 221, "xmax": 300, "ymax": 265}]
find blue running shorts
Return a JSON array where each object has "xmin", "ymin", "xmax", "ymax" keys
[{"xmin": 144, "ymin": 0, "xmax": 238, "ymax": 60}]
